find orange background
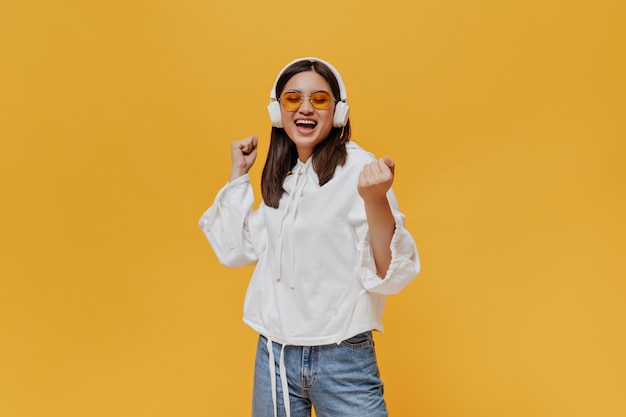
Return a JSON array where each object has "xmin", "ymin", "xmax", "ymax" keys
[{"xmin": 1, "ymin": 1, "xmax": 625, "ymax": 416}]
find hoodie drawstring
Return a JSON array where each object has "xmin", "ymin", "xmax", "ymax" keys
[
  {"xmin": 273, "ymin": 160, "xmax": 311, "ymax": 289},
  {"xmin": 266, "ymin": 337, "xmax": 291, "ymax": 417}
]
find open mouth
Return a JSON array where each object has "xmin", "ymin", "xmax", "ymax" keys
[{"xmin": 295, "ymin": 119, "xmax": 317, "ymax": 132}]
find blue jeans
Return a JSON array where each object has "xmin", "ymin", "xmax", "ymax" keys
[{"xmin": 252, "ymin": 332, "xmax": 388, "ymax": 417}]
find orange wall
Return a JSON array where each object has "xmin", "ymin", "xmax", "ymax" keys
[{"xmin": 1, "ymin": 1, "xmax": 625, "ymax": 416}]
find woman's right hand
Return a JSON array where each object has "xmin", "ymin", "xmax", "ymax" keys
[{"xmin": 229, "ymin": 135, "xmax": 258, "ymax": 182}]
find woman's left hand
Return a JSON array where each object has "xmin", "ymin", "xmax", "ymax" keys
[{"xmin": 358, "ymin": 157, "xmax": 395, "ymax": 202}]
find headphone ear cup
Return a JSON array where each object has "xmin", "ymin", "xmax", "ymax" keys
[
  {"xmin": 268, "ymin": 101, "xmax": 282, "ymax": 128},
  {"xmin": 333, "ymin": 102, "xmax": 350, "ymax": 128}
]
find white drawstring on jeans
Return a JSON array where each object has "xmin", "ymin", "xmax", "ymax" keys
[
  {"xmin": 266, "ymin": 337, "xmax": 291, "ymax": 417},
  {"xmin": 266, "ymin": 338, "xmax": 277, "ymax": 417}
]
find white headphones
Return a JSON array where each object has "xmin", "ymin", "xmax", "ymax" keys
[{"xmin": 267, "ymin": 57, "xmax": 350, "ymax": 128}]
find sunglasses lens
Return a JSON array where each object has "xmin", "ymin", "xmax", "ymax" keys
[
  {"xmin": 310, "ymin": 92, "xmax": 332, "ymax": 110},
  {"xmin": 280, "ymin": 92, "xmax": 303, "ymax": 111}
]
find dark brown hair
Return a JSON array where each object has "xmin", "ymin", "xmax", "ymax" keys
[{"xmin": 261, "ymin": 60, "xmax": 352, "ymax": 208}]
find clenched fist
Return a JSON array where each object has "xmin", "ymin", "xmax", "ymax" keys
[
  {"xmin": 357, "ymin": 157, "xmax": 395, "ymax": 203},
  {"xmin": 230, "ymin": 135, "xmax": 258, "ymax": 182}
]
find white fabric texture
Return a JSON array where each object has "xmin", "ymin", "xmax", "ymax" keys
[{"xmin": 199, "ymin": 141, "xmax": 420, "ymax": 346}]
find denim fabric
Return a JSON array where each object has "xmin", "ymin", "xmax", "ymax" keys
[{"xmin": 252, "ymin": 332, "xmax": 388, "ymax": 417}]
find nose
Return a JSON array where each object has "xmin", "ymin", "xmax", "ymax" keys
[{"xmin": 298, "ymin": 97, "xmax": 314, "ymax": 114}]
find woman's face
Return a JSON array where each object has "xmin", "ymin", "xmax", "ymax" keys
[{"xmin": 280, "ymin": 70, "xmax": 335, "ymax": 162}]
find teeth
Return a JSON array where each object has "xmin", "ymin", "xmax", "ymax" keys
[{"xmin": 296, "ymin": 120, "xmax": 316, "ymax": 126}]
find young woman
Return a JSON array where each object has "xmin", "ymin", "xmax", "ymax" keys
[{"xmin": 199, "ymin": 57, "xmax": 420, "ymax": 417}]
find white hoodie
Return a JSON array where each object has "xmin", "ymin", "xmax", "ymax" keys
[{"xmin": 199, "ymin": 141, "xmax": 420, "ymax": 346}]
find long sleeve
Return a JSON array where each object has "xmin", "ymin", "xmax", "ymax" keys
[
  {"xmin": 356, "ymin": 191, "xmax": 420, "ymax": 295},
  {"xmin": 198, "ymin": 174, "xmax": 263, "ymax": 267}
]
